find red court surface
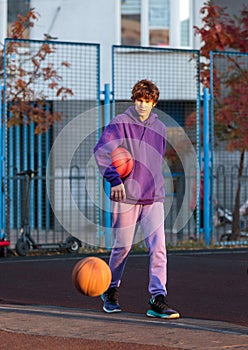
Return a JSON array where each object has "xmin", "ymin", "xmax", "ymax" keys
[{"xmin": 0, "ymin": 249, "xmax": 247, "ymax": 349}]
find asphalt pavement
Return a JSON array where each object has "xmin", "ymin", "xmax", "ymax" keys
[{"xmin": 0, "ymin": 249, "xmax": 247, "ymax": 349}]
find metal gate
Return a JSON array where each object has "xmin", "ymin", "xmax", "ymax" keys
[
  {"xmin": 1, "ymin": 40, "xmax": 202, "ymax": 251},
  {"xmin": 112, "ymin": 45, "xmax": 201, "ymax": 245},
  {"xmin": 210, "ymin": 51, "xmax": 248, "ymax": 245},
  {"xmin": 1, "ymin": 38, "xmax": 101, "ymax": 248}
]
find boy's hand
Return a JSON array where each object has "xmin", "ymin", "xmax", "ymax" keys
[{"xmin": 111, "ymin": 183, "xmax": 126, "ymax": 201}]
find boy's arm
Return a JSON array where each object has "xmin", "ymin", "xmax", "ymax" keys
[{"xmin": 94, "ymin": 122, "xmax": 123, "ymax": 188}]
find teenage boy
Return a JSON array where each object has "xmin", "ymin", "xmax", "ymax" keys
[{"xmin": 94, "ymin": 79, "xmax": 180, "ymax": 319}]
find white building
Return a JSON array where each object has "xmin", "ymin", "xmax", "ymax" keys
[
  {"xmin": 28, "ymin": 0, "xmax": 205, "ymax": 88},
  {"xmin": 1, "ymin": 0, "xmax": 246, "ymax": 88}
]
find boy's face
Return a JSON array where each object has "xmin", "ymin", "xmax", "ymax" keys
[{"xmin": 134, "ymin": 98, "xmax": 155, "ymax": 121}]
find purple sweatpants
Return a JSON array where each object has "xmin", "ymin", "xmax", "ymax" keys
[{"xmin": 109, "ymin": 201, "xmax": 167, "ymax": 298}]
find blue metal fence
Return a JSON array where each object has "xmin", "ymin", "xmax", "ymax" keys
[
  {"xmin": 112, "ymin": 45, "xmax": 201, "ymax": 245},
  {"xmin": 5, "ymin": 41, "xmax": 246, "ymax": 251},
  {"xmin": 210, "ymin": 51, "xmax": 248, "ymax": 245},
  {"xmin": 2, "ymin": 39, "xmax": 101, "ymax": 248},
  {"xmin": 0, "ymin": 83, "xmax": 5, "ymax": 240}
]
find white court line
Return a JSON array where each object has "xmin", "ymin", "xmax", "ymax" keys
[{"xmin": 0, "ymin": 304, "xmax": 247, "ymax": 336}]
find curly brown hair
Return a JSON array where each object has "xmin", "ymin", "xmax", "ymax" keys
[{"xmin": 131, "ymin": 79, "xmax": 159, "ymax": 104}]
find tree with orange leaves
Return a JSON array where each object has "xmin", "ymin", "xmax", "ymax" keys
[
  {"xmin": 0, "ymin": 9, "xmax": 73, "ymax": 134},
  {"xmin": 186, "ymin": 2, "xmax": 248, "ymax": 240}
]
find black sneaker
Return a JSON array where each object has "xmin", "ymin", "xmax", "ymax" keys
[
  {"xmin": 101, "ymin": 287, "xmax": 122, "ymax": 313},
  {"xmin": 146, "ymin": 294, "xmax": 180, "ymax": 319}
]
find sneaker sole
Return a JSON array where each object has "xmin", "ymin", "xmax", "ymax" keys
[
  {"xmin": 103, "ymin": 306, "xmax": 122, "ymax": 313},
  {"xmin": 146, "ymin": 309, "xmax": 180, "ymax": 319}
]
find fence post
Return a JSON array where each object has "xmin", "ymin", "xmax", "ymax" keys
[
  {"xmin": 0, "ymin": 81, "xmax": 7, "ymax": 239},
  {"xmin": 0, "ymin": 82, "xmax": 3, "ymax": 237},
  {"xmin": 103, "ymin": 83, "xmax": 112, "ymax": 250},
  {"xmin": 203, "ymin": 87, "xmax": 211, "ymax": 246}
]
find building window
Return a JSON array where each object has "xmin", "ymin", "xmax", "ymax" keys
[
  {"xmin": 149, "ymin": 0, "xmax": 170, "ymax": 46},
  {"xmin": 121, "ymin": 0, "xmax": 170, "ymax": 47},
  {"xmin": 121, "ymin": 0, "xmax": 141, "ymax": 45}
]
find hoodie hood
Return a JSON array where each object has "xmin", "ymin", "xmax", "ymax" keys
[
  {"xmin": 122, "ymin": 106, "xmax": 159, "ymax": 144},
  {"xmin": 122, "ymin": 106, "xmax": 158, "ymax": 127}
]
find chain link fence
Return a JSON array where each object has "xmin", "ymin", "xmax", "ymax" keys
[
  {"xmin": 3, "ymin": 39, "xmax": 100, "ymax": 249},
  {"xmin": 112, "ymin": 45, "xmax": 201, "ymax": 246},
  {"xmin": 3, "ymin": 41, "xmax": 247, "ymax": 253},
  {"xmin": 211, "ymin": 51, "xmax": 248, "ymax": 245}
]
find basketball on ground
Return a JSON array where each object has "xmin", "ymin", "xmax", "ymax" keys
[
  {"xmin": 72, "ymin": 257, "xmax": 112, "ymax": 297},
  {"xmin": 111, "ymin": 147, "xmax": 134, "ymax": 178}
]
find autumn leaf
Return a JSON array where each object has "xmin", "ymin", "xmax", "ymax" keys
[{"xmin": 61, "ymin": 61, "xmax": 71, "ymax": 68}]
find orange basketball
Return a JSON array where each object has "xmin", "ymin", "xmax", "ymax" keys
[
  {"xmin": 72, "ymin": 257, "xmax": 112, "ymax": 297},
  {"xmin": 111, "ymin": 147, "xmax": 134, "ymax": 178}
]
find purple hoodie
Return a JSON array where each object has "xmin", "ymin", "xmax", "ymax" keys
[{"xmin": 94, "ymin": 106, "xmax": 166, "ymax": 204}]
